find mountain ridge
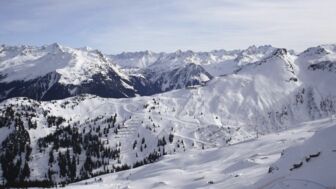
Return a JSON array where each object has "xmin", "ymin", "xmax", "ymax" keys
[
  {"xmin": 0, "ymin": 43, "xmax": 300, "ymax": 102},
  {"xmin": 0, "ymin": 43, "xmax": 336, "ymax": 187}
]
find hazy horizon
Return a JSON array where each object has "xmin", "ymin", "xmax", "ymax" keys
[{"xmin": 1, "ymin": 0, "xmax": 336, "ymax": 54}]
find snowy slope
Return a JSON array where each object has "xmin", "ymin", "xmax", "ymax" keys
[
  {"xmin": 1, "ymin": 44, "xmax": 232, "ymax": 101},
  {"xmin": 296, "ymin": 44, "xmax": 336, "ymax": 94},
  {"xmin": 0, "ymin": 43, "xmax": 336, "ymax": 187},
  {"xmin": 107, "ymin": 45, "xmax": 279, "ymax": 81},
  {"xmin": 144, "ymin": 63, "xmax": 213, "ymax": 92},
  {"xmin": 0, "ymin": 59, "xmax": 335, "ymax": 186},
  {"xmin": 254, "ymin": 119, "xmax": 336, "ymax": 189},
  {"xmin": 65, "ymin": 117, "xmax": 336, "ymax": 189},
  {"xmin": 109, "ymin": 50, "xmax": 162, "ymax": 69},
  {"xmin": 0, "ymin": 44, "xmax": 137, "ymax": 101},
  {"xmin": 0, "ymin": 43, "xmax": 128, "ymax": 84}
]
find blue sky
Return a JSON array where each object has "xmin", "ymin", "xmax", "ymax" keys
[{"xmin": 0, "ymin": 0, "xmax": 335, "ymax": 53}]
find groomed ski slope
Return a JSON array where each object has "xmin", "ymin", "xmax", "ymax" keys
[{"xmin": 65, "ymin": 117, "xmax": 336, "ymax": 189}]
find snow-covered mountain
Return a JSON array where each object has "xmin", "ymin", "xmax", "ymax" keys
[
  {"xmin": 109, "ymin": 50, "xmax": 162, "ymax": 69},
  {"xmin": 0, "ymin": 43, "xmax": 137, "ymax": 101},
  {"xmin": 0, "ymin": 43, "xmax": 336, "ymax": 187},
  {"xmin": 0, "ymin": 43, "xmax": 284, "ymax": 102},
  {"xmin": 1, "ymin": 44, "xmax": 231, "ymax": 101},
  {"xmin": 113, "ymin": 45, "xmax": 278, "ymax": 77}
]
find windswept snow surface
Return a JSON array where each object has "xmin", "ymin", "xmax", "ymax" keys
[{"xmin": 66, "ymin": 118, "xmax": 336, "ymax": 189}]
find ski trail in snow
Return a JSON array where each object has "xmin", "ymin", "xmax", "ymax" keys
[{"xmin": 173, "ymin": 133, "xmax": 217, "ymax": 147}]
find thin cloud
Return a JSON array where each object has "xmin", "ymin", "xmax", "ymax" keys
[{"xmin": 0, "ymin": 0, "xmax": 335, "ymax": 53}]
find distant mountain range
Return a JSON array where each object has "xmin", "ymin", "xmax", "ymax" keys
[
  {"xmin": 0, "ymin": 43, "xmax": 336, "ymax": 187},
  {"xmin": 0, "ymin": 43, "xmax": 295, "ymax": 101}
]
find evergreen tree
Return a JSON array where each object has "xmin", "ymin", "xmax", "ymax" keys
[
  {"xmin": 169, "ymin": 133, "xmax": 174, "ymax": 143},
  {"xmin": 133, "ymin": 140, "xmax": 137, "ymax": 149},
  {"xmin": 21, "ymin": 161, "xmax": 30, "ymax": 180},
  {"xmin": 70, "ymin": 155, "xmax": 77, "ymax": 180},
  {"xmin": 49, "ymin": 150, "xmax": 54, "ymax": 165},
  {"xmin": 141, "ymin": 137, "xmax": 145, "ymax": 144}
]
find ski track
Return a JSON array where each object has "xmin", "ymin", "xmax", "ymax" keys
[{"xmin": 64, "ymin": 117, "xmax": 336, "ymax": 189}]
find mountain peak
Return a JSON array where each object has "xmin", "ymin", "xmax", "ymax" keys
[
  {"xmin": 272, "ymin": 48, "xmax": 288, "ymax": 58},
  {"xmin": 319, "ymin": 44, "xmax": 336, "ymax": 53},
  {"xmin": 244, "ymin": 45, "xmax": 274, "ymax": 54},
  {"xmin": 42, "ymin": 42, "xmax": 64, "ymax": 53},
  {"xmin": 175, "ymin": 49, "xmax": 182, "ymax": 53},
  {"xmin": 300, "ymin": 46, "xmax": 330, "ymax": 57},
  {"xmin": 49, "ymin": 42, "xmax": 62, "ymax": 49}
]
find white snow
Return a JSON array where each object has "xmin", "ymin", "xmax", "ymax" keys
[
  {"xmin": 1, "ymin": 43, "xmax": 336, "ymax": 188},
  {"xmin": 64, "ymin": 118, "xmax": 336, "ymax": 189},
  {"xmin": 0, "ymin": 43, "xmax": 126, "ymax": 85}
]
